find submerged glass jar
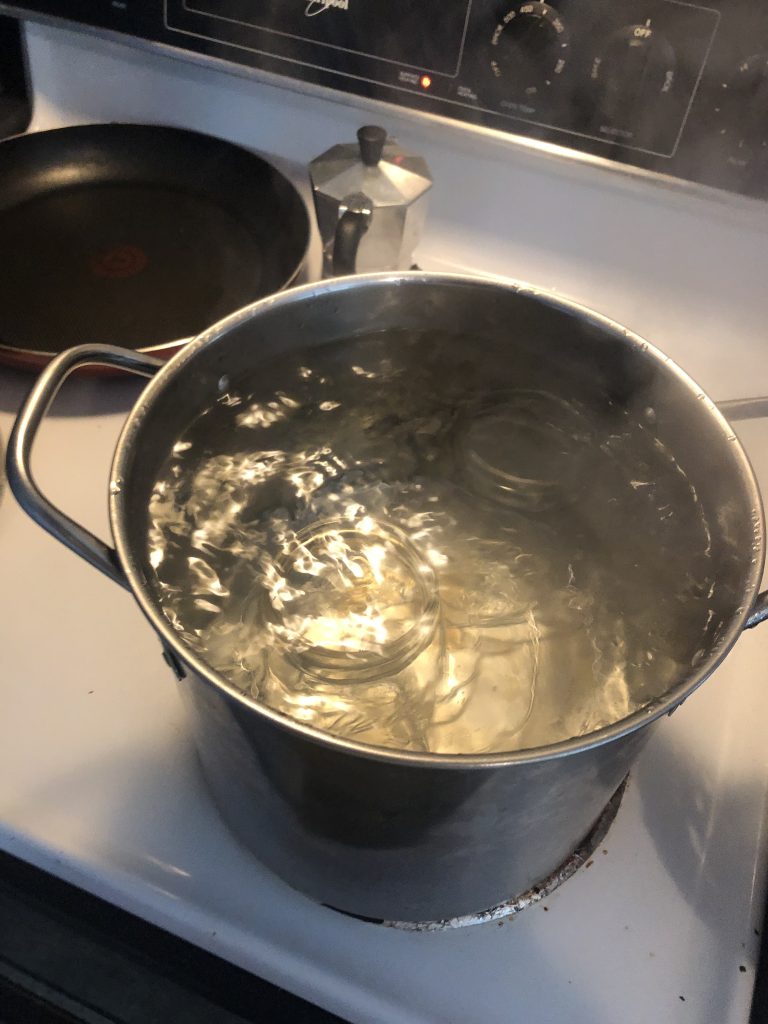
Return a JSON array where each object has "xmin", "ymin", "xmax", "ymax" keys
[
  {"xmin": 429, "ymin": 561, "xmax": 541, "ymax": 754},
  {"xmin": 254, "ymin": 517, "xmax": 445, "ymax": 751},
  {"xmin": 361, "ymin": 481, "xmax": 543, "ymax": 753},
  {"xmin": 455, "ymin": 389, "xmax": 593, "ymax": 513}
]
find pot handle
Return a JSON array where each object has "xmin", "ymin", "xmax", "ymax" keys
[
  {"xmin": 718, "ymin": 396, "xmax": 768, "ymax": 629},
  {"xmin": 717, "ymin": 396, "xmax": 768, "ymax": 422},
  {"xmin": 6, "ymin": 344, "xmax": 163, "ymax": 590}
]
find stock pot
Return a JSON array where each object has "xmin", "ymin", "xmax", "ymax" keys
[{"xmin": 7, "ymin": 273, "xmax": 768, "ymax": 924}]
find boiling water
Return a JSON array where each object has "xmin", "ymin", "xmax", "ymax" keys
[{"xmin": 146, "ymin": 330, "xmax": 717, "ymax": 754}]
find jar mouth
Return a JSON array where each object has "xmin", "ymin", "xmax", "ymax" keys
[
  {"xmin": 456, "ymin": 390, "xmax": 592, "ymax": 510},
  {"xmin": 264, "ymin": 517, "xmax": 439, "ymax": 683}
]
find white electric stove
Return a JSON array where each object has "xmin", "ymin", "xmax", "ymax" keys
[{"xmin": 3, "ymin": 11, "xmax": 768, "ymax": 1023}]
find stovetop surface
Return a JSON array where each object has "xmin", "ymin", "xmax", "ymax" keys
[{"xmin": 3, "ymin": 18, "xmax": 768, "ymax": 1024}]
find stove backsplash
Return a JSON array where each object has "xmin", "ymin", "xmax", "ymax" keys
[{"xmin": 4, "ymin": 0, "xmax": 768, "ymax": 200}]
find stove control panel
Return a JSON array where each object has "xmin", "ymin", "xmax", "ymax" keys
[{"xmin": 8, "ymin": 0, "xmax": 768, "ymax": 199}]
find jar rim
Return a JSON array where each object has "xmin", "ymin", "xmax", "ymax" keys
[{"xmin": 266, "ymin": 516, "xmax": 440, "ymax": 683}]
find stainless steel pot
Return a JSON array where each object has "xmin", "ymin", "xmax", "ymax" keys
[{"xmin": 7, "ymin": 273, "xmax": 768, "ymax": 924}]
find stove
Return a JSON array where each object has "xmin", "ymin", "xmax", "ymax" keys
[{"xmin": 3, "ymin": 6, "xmax": 768, "ymax": 1022}]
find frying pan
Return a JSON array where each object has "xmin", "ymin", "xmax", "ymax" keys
[{"xmin": 0, "ymin": 123, "xmax": 310, "ymax": 371}]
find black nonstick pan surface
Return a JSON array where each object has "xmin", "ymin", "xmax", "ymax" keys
[{"xmin": 0, "ymin": 123, "xmax": 310, "ymax": 370}]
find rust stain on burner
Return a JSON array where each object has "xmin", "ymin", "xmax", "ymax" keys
[{"xmin": 90, "ymin": 243, "xmax": 148, "ymax": 279}]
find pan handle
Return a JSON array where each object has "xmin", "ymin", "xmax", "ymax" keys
[
  {"xmin": 6, "ymin": 344, "xmax": 163, "ymax": 590},
  {"xmin": 717, "ymin": 396, "xmax": 768, "ymax": 629}
]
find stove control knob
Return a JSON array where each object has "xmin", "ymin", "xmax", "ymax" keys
[
  {"xmin": 590, "ymin": 21, "xmax": 676, "ymax": 125},
  {"xmin": 722, "ymin": 55, "xmax": 768, "ymax": 151},
  {"xmin": 490, "ymin": 2, "xmax": 570, "ymax": 97},
  {"xmin": 708, "ymin": 55, "xmax": 768, "ymax": 189}
]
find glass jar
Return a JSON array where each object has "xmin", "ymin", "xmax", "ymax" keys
[
  {"xmin": 372, "ymin": 482, "xmax": 542, "ymax": 754},
  {"xmin": 427, "ymin": 581, "xmax": 541, "ymax": 755},
  {"xmin": 455, "ymin": 389, "xmax": 593, "ymax": 514},
  {"xmin": 255, "ymin": 517, "xmax": 445, "ymax": 751}
]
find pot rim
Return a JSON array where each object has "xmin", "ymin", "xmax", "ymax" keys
[{"xmin": 110, "ymin": 271, "xmax": 766, "ymax": 769}]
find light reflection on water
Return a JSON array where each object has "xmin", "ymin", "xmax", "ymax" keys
[{"xmin": 146, "ymin": 330, "xmax": 716, "ymax": 754}]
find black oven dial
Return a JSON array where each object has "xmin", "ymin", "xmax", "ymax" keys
[
  {"xmin": 489, "ymin": 3, "xmax": 570, "ymax": 97},
  {"xmin": 725, "ymin": 55, "xmax": 768, "ymax": 148},
  {"xmin": 709, "ymin": 54, "xmax": 768, "ymax": 182},
  {"xmin": 590, "ymin": 21, "xmax": 676, "ymax": 125}
]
